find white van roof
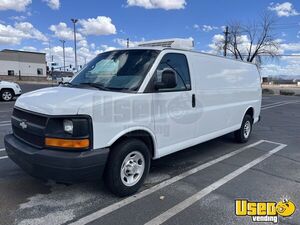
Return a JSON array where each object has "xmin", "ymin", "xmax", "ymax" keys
[{"xmin": 138, "ymin": 38, "xmax": 194, "ymax": 50}]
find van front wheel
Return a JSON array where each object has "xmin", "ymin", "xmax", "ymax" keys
[
  {"xmin": 104, "ymin": 138, "xmax": 151, "ymax": 197},
  {"xmin": 234, "ymin": 114, "xmax": 253, "ymax": 143}
]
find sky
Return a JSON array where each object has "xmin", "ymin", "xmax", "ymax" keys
[{"xmin": 0, "ymin": 0, "xmax": 300, "ymax": 76}]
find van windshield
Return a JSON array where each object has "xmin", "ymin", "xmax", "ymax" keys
[{"xmin": 71, "ymin": 49, "xmax": 160, "ymax": 92}]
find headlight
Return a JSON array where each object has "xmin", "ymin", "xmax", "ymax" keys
[
  {"xmin": 45, "ymin": 116, "xmax": 92, "ymax": 150},
  {"xmin": 63, "ymin": 119, "xmax": 73, "ymax": 134}
]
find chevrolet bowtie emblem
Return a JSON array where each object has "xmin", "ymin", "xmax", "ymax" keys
[{"xmin": 19, "ymin": 121, "xmax": 27, "ymax": 129}]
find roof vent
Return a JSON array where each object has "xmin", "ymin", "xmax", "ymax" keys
[{"xmin": 138, "ymin": 38, "xmax": 194, "ymax": 50}]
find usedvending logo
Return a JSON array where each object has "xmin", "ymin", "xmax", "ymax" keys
[{"xmin": 235, "ymin": 199, "xmax": 296, "ymax": 223}]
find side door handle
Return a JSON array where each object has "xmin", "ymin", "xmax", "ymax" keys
[{"xmin": 192, "ymin": 94, "xmax": 196, "ymax": 108}]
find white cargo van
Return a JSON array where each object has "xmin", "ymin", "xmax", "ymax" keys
[{"xmin": 5, "ymin": 39, "xmax": 261, "ymax": 196}]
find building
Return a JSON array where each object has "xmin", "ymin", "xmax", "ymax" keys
[{"xmin": 0, "ymin": 49, "xmax": 46, "ymax": 77}]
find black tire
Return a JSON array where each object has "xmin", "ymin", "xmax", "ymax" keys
[
  {"xmin": 234, "ymin": 114, "xmax": 253, "ymax": 143},
  {"xmin": 104, "ymin": 138, "xmax": 151, "ymax": 197},
  {"xmin": 1, "ymin": 89, "xmax": 14, "ymax": 101}
]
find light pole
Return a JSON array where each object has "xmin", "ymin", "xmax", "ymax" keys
[
  {"xmin": 59, "ymin": 40, "xmax": 66, "ymax": 71},
  {"xmin": 71, "ymin": 18, "xmax": 78, "ymax": 71}
]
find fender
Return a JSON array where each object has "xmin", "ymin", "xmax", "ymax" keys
[
  {"xmin": 106, "ymin": 126, "xmax": 157, "ymax": 158},
  {"xmin": 240, "ymin": 106, "xmax": 255, "ymax": 125}
]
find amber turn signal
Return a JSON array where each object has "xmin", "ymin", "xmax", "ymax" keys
[{"xmin": 45, "ymin": 137, "xmax": 89, "ymax": 149}]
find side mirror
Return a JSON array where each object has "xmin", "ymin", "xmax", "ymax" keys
[{"xmin": 154, "ymin": 69, "xmax": 177, "ymax": 90}]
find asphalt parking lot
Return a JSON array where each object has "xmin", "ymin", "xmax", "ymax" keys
[{"xmin": 0, "ymin": 84, "xmax": 300, "ymax": 225}]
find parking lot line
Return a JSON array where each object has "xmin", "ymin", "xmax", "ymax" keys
[
  {"xmin": 70, "ymin": 140, "xmax": 270, "ymax": 225},
  {"xmin": 261, "ymin": 100, "xmax": 300, "ymax": 110},
  {"xmin": 0, "ymin": 156, "xmax": 8, "ymax": 160},
  {"xmin": 0, "ymin": 120, "xmax": 11, "ymax": 124},
  {"xmin": 0, "ymin": 110, "xmax": 12, "ymax": 113},
  {"xmin": 0, "ymin": 148, "xmax": 5, "ymax": 152},
  {"xmin": 0, "ymin": 123, "xmax": 11, "ymax": 127},
  {"xmin": 144, "ymin": 142, "xmax": 287, "ymax": 225},
  {"xmin": 262, "ymin": 101, "xmax": 292, "ymax": 108}
]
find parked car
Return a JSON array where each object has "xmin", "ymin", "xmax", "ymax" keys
[
  {"xmin": 50, "ymin": 71, "xmax": 74, "ymax": 84},
  {"xmin": 56, "ymin": 76, "xmax": 73, "ymax": 84},
  {"xmin": 4, "ymin": 39, "xmax": 261, "ymax": 196},
  {"xmin": 0, "ymin": 80, "xmax": 22, "ymax": 101}
]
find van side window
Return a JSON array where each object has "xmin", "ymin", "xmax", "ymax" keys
[{"xmin": 155, "ymin": 53, "xmax": 191, "ymax": 91}]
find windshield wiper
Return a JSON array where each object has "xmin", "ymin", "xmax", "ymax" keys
[{"xmin": 79, "ymin": 82, "xmax": 110, "ymax": 91}]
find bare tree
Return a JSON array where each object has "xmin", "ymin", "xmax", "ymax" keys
[{"xmin": 217, "ymin": 14, "xmax": 280, "ymax": 64}]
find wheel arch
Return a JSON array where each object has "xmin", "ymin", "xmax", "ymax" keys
[
  {"xmin": 240, "ymin": 106, "xmax": 254, "ymax": 125},
  {"xmin": 1, "ymin": 87, "xmax": 14, "ymax": 94},
  {"xmin": 244, "ymin": 107, "xmax": 254, "ymax": 120},
  {"xmin": 107, "ymin": 127, "xmax": 157, "ymax": 159}
]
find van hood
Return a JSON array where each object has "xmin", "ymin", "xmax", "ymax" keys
[{"xmin": 15, "ymin": 86, "xmax": 126, "ymax": 115}]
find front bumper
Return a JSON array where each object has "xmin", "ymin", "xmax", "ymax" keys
[
  {"xmin": 14, "ymin": 88, "xmax": 22, "ymax": 96},
  {"xmin": 4, "ymin": 134, "xmax": 109, "ymax": 183}
]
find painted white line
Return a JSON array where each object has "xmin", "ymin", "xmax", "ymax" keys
[
  {"xmin": 0, "ymin": 148, "xmax": 5, "ymax": 152},
  {"xmin": 262, "ymin": 100, "xmax": 300, "ymax": 108},
  {"xmin": 261, "ymin": 101, "xmax": 300, "ymax": 110},
  {"xmin": 0, "ymin": 120, "xmax": 11, "ymax": 124},
  {"xmin": 144, "ymin": 143, "xmax": 287, "ymax": 225},
  {"xmin": 0, "ymin": 156, "xmax": 8, "ymax": 160},
  {"xmin": 0, "ymin": 123, "xmax": 11, "ymax": 127},
  {"xmin": 261, "ymin": 101, "xmax": 291, "ymax": 108},
  {"xmin": 0, "ymin": 110, "xmax": 12, "ymax": 113},
  {"xmin": 262, "ymin": 103, "xmax": 297, "ymax": 110},
  {"xmin": 70, "ymin": 140, "xmax": 269, "ymax": 225}
]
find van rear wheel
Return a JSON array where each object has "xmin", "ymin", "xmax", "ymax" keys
[
  {"xmin": 234, "ymin": 114, "xmax": 253, "ymax": 143},
  {"xmin": 104, "ymin": 138, "xmax": 151, "ymax": 197}
]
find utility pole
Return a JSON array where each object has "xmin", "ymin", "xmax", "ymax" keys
[
  {"xmin": 71, "ymin": 18, "xmax": 78, "ymax": 71},
  {"xmin": 48, "ymin": 40, "xmax": 52, "ymax": 64},
  {"xmin": 126, "ymin": 38, "xmax": 129, "ymax": 48},
  {"xmin": 223, "ymin": 26, "xmax": 230, "ymax": 57},
  {"xmin": 60, "ymin": 40, "xmax": 66, "ymax": 71}
]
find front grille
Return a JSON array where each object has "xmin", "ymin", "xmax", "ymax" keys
[
  {"xmin": 12, "ymin": 108, "xmax": 47, "ymax": 148},
  {"xmin": 13, "ymin": 108, "xmax": 47, "ymax": 127},
  {"xmin": 13, "ymin": 126, "xmax": 45, "ymax": 148}
]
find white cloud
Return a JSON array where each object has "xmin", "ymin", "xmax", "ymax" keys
[
  {"xmin": 202, "ymin": 25, "xmax": 219, "ymax": 32},
  {"xmin": 193, "ymin": 24, "xmax": 219, "ymax": 32},
  {"xmin": 0, "ymin": 0, "xmax": 31, "ymax": 11},
  {"xmin": 9, "ymin": 15, "xmax": 27, "ymax": 21},
  {"xmin": 207, "ymin": 34, "xmax": 224, "ymax": 53},
  {"xmin": 0, "ymin": 22, "xmax": 47, "ymax": 45},
  {"xmin": 90, "ymin": 43, "xmax": 96, "ymax": 49},
  {"xmin": 15, "ymin": 22, "xmax": 48, "ymax": 41},
  {"xmin": 101, "ymin": 45, "xmax": 117, "ymax": 52},
  {"xmin": 193, "ymin": 24, "xmax": 199, "ymax": 29},
  {"xmin": 280, "ymin": 42, "xmax": 300, "ymax": 52},
  {"xmin": 43, "ymin": 0, "xmax": 60, "ymax": 10},
  {"xmin": 261, "ymin": 57, "xmax": 300, "ymax": 76},
  {"xmin": 49, "ymin": 22, "xmax": 84, "ymax": 41},
  {"xmin": 268, "ymin": 2, "xmax": 299, "ymax": 17},
  {"xmin": 206, "ymin": 33, "xmax": 300, "ymax": 76},
  {"xmin": 45, "ymin": 43, "xmax": 106, "ymax": 68},
  {"xmin": 127, "ymin": 0, "xmax": 186, "ymax": 10},
  {"xmin": 20, "ymin": 46, "xmax": 37, "ymax": 52},
  {"xmin": 79, "ymin": 16, "xmax": 116, "ymax": 36}
]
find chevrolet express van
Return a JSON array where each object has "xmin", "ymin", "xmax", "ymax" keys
[{"xmin": 5, "ymin": 39, "xmax": 261, "ymax": 196}]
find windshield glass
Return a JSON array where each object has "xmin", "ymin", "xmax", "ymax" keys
[{"xmin": 71, "ymin": 49, "xmax": 160, "ymax": 92}]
